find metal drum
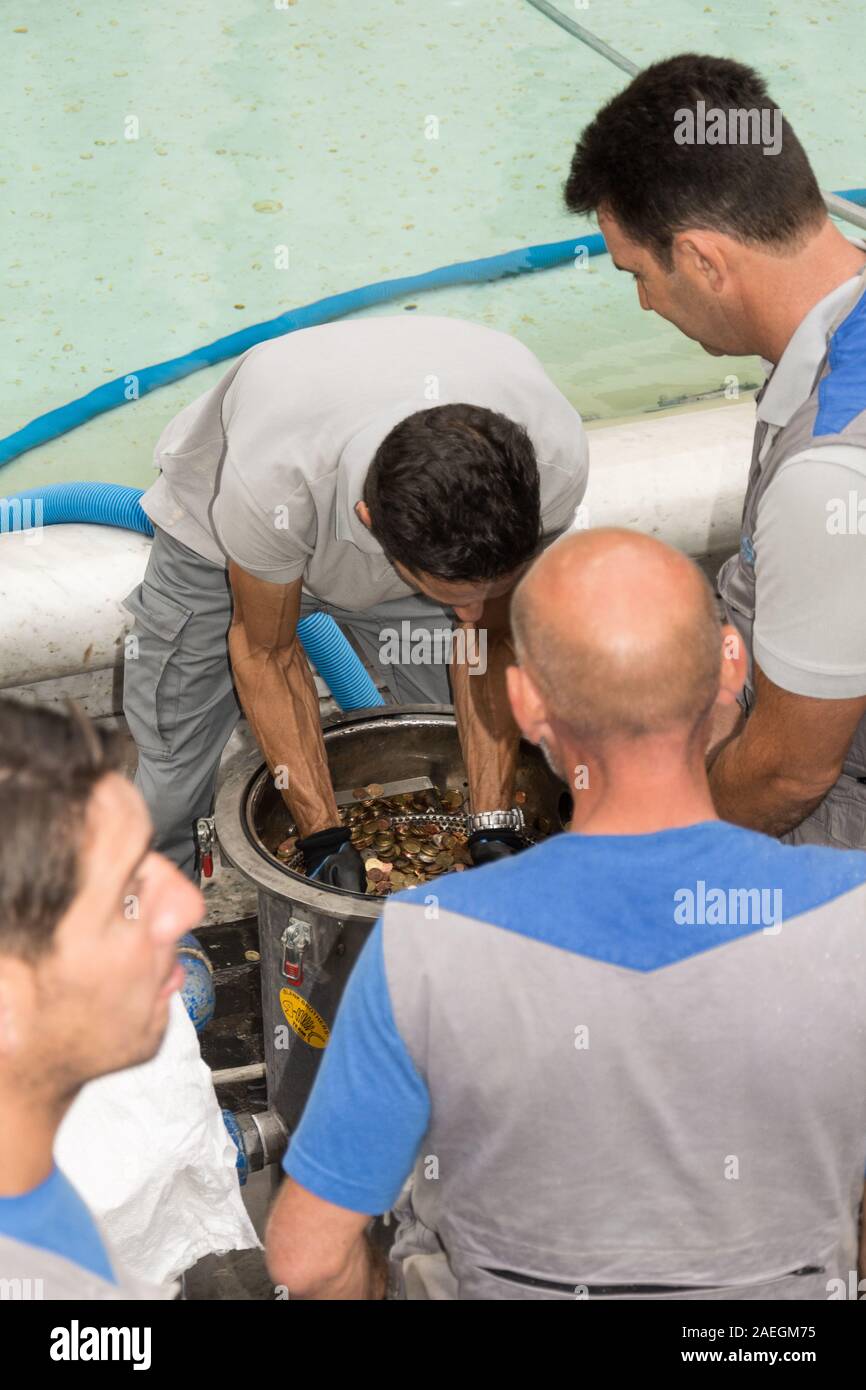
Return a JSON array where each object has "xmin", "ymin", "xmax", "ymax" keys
[{"xmin": 213, "ymin": 705, "xmax": 568, "ymax": 1138}]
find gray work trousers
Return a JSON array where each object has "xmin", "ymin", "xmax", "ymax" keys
[{"xmin": 122, "ymin": 526, "xmax": 453, "ymax": 879}]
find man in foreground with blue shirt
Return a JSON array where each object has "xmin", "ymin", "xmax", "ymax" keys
[
  {"xmin": 267, "ymin": 528, "xmax": 866, "ymax": 1301},
  {"xmin": 0, "ymin": 698, "xmax": 202, "ymax": 1298}
]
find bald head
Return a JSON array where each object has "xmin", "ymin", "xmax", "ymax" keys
[{"xmin": 511, "ymin": 529, "xmax": 722, "ymax": 744}]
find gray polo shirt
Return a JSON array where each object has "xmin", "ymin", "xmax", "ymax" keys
[
  {"xmin": 283, "ymin": 821, "xmax": 866, "ymax": 1298},
  {"xmin": 141, "ymin": 316, "xmax": 588, "ymax": 610},
  {"xmin": 746, "ymin": 257, "xmax": 866, "ymax": 698}
]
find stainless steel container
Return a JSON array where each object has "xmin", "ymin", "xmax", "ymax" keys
[{"xmin": 213, "ymin": 705, "xmax": 568, "ymax": 1135}]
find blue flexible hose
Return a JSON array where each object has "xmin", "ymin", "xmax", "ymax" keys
[
  {"xmin": 5, "ymin": 481, "xmax": 149, "ymax": 532},
  {"xmin": 0, "ymin": 233, "xmax": 606, "ymax": 468},
  {"xmin": 177, "ymin": 932, "xmax": 216, "ymax": 1033},
  {"xmin": 1, "ymin": 201, "xmax": 864, "ymax": 469}
]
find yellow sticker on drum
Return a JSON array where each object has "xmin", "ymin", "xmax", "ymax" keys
[{"xmin": 279, "ymin": 989, "xmax": 330, "ymax": 1049}]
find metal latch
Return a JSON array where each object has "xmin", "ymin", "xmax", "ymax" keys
[
  {"xmin": 281, "ymin": 918, "xmax": 312, "ymax": 985},
  {"xmin": 195, "ymin": 816, "xmax": 216, "ymax": 878}
]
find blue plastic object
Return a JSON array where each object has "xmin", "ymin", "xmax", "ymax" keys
[
  {"xmin": 221, "ymin": 1108, "xmax": 249, "ymax": 1187},
  {"xmin": 177, "ymin": 932, "xmax": 216, "ymax": 1033},
  {"xmin": 293, "ymin": 608, "xmax": 384, "ymax": 711}
]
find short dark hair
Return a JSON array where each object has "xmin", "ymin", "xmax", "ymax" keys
[
  {"xmin": 0, "ymin": 697, "xmax": 123, "ymax": 960},
  {"xmin": 364, "ymin": 403, "xmax": 542, "ymax": 583},
  {"xmin": 564, "ymin": 53, "xmax": 825, "ymax": 268}
]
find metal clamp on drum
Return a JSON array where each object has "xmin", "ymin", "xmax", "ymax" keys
[
  {"xmin": 196, "ymin": 815, "xmax": 216, "ymax": 878},
  {"xmin": 281, "ymin": 917, "xmax": 312, "ymax": 985}
]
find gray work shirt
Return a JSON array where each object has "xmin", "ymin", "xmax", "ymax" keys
[
  {"xmin": 141, "ymin": 315, "xmax": 589, "ymax": 610},
  {"xmin": 716, "ymin": 246, "xmax": 866, "ymax": 848},
  {"xmin": 726, "ymin": 254, "xmax": 866, "ymax": 699},
  {"xmin": 283, "ymin": 821, "xmax": 866, "ymax": 1299}
]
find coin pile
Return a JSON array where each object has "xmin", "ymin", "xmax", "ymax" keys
[
  {"xmin": 275, "ymin": 784, "xmax": 557, "ymax": 897},
  {"xmin": 275, "ymin": 784, "xmax": 473, "ymax": 895},
  {"xmin": 347, "ymin": 784, "xmax": 470, "ymax": 895}
]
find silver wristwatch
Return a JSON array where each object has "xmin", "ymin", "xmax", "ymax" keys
[{"xmin": 466, "ymin": 807, "xmax": 526, "ymax": 835}]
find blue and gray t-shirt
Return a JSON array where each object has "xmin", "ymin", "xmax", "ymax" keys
[
  {"xmin": 0, "ymin": 1167, "xmax": 171, "ymax": 1299},
  {"xmin": 284, "ymin": 820, "xmax": 866, "ymax": 1300}
]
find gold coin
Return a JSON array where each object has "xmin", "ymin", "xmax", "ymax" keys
[
  {"xmin": 403, "ymin": 837, "xmax": 421, "ymax": 853},
  {"xmin": 367, "ymin": 783, "xmax": 383, "ymax": 797}
]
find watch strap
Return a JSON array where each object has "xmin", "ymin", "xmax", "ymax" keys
[{"xmin": 466, "ymin": 807, "xmax": 526, "ymax": 834}]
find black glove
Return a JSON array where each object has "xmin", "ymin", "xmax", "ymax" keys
[
  {"xmin": 296, "ymin": 826, "xmax": 366, "ymax": 893},
  {"xmin": 466, "ymin": 829, "xmax": 527, "ymax": 867}
]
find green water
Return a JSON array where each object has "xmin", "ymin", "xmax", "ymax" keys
[{"xmin": 1, "ymin": 0, "xmax": 864, "ymax": 493}]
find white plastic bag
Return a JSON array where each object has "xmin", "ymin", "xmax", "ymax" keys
[{"xmin": 56, "ymin": 993, "xmax": 260, "ymax": 1286}]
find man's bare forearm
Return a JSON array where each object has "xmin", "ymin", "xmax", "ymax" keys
[
  {"xmin": 283, "ymin": 1234, "xmax": 387, "ymax": 1301},
  {"xmin": 452, "ymin": 623, "xmax": 520, "ymax": 813},
  {"xmin": 229, "ymin": 628, "xmax": 339, "ymax": 837},
  {"xmin": 708, "ymin": 732, "xmax": 830, "ymax": 837}
]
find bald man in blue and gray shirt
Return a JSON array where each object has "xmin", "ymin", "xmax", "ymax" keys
[{"xmin": 265, "ymin": 530, "xmax": 866, "ymax": 1301}]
